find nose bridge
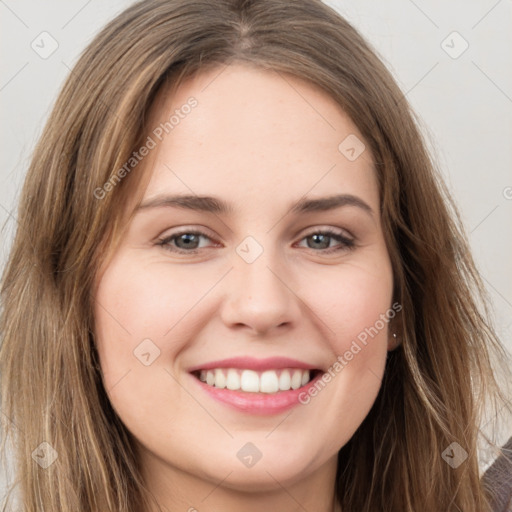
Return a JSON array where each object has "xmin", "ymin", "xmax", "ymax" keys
[{"xmin": 220, "ymin": 236, "xmax": 299, "ymax": 333}]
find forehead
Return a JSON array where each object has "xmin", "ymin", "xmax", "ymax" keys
[{"xmin": 140, "ymin": 63, "xmax": 378, "ymax": 214}]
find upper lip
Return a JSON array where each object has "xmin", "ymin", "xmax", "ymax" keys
[{"xmin": 187, "ymin": 356, "xmax": 320, "ymax": 373}]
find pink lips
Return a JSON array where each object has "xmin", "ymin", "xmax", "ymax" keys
[
  {"xmin": 188, "ymin": 356, "xmax": 324, "ymax": 415},
  {"xmin": 187, "ymin": 356, "xmax": 319, "ymax": 373}
]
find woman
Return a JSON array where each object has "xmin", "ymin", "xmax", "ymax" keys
[{"xmin": 1, "ymin": 0, "xmax": 510, "ymax": 510}]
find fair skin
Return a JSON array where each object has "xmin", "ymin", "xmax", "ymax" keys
[{"xmin": 93, "ymin": 63, "xmax": 395, "ymax": 512}]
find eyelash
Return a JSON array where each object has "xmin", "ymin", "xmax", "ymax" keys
[{"xmin": 156, "ymin": 228, "xmax": 355, "ymax": 255}]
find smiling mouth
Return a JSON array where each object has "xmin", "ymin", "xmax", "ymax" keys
[{"xmin": 191, "ymin": 368, "xmax": 322, "ymax": 394}]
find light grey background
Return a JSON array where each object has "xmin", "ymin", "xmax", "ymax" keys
[{"xmin": 1, "ymin": 0, "xmax": 511, "ymax": 502}]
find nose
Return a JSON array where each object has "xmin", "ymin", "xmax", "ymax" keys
[{"xmin": 219, "ymin": 250, "xmax": 301, "ymax": 336}]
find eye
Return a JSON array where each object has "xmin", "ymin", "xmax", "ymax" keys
[
  {"xmin": 296, "ymin": 229, "xmax": 355, "ymax": 253},
  {"xmin": 157, "ymin": 227, "xmax": 355, "ymax": 255},
  {"xmin": 157, "ymin": 230, "xmax": 217, "ymax": 253}
]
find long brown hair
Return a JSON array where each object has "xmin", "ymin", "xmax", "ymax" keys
[{"xmin": 1, "ymin": 0, "xmax": 510, "ymax": 510}]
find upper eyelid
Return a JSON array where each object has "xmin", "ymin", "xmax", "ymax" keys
[
  {"xmin": 158, "ymin": 225, "xmax": 216, "ymax": 240},
  {"xmin": 159, "ymin": 225, "xmax": 353, "ymax": 240}
]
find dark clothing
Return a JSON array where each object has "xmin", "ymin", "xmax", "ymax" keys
[{"xmin": 482, "ymin": 436, "xmax": 512, "ymax": 512}]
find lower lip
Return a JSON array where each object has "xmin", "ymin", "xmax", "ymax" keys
[{"xmin": 190, "ymin": 371, "xmax": 324, "ymax": 415}]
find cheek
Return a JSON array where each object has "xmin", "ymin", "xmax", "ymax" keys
[
  {"xmin": 92, "ymin": 253, "xmax": 210, "ymax": 390},
  {"xmin": 304, "ymin": 257, "xmax": 394, "ymax": 350},
  {"xmin": 92, "ymin": 254, "xmax": 211, "ymax": 440},
  {"xmin": 293, "ymin": 257, "xmax": 393, "ymax": 442}
]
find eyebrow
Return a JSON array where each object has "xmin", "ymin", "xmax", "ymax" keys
[{"xmin": 136, "ymin": 193, "xmax": 374, "ymax": 217}]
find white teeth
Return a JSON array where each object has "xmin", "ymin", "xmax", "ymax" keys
[
  {"xmin": 214, "ymin": 368, "xmax": 226, "ymax": 389},
  {"xmin": 226, "ymin": 368, "xmax": 240, "ymax": 390},
  {"xmin": 240, "ymin": 370, "xmax": 259, "ymax": 392},
  {"xmin": 278, "ymin": 369, "xmax": 291, "ymax": 390},
  {"xmin": 291, "ymin": 369, "xmax": 303, "ymax": 390},
  {"xmin": 260, "ymin": 370, "xmax": 279, "ymax": 393},
  {"xmin": 198, "ymin": 368, "xmax": 313, "ymax": 393}
]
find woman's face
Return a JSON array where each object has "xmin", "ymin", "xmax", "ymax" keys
[{"xmin": 93, "ymin": 63, "xmax": 394, "ymax": 497}]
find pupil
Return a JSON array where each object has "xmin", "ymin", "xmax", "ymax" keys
[
  {"xmin": 178, "ymin": 234, "xmax": 198, "ymax": 249},
  {"xmin": 310, "ymin": 234, "xmax": 329, "ymax": 249}
]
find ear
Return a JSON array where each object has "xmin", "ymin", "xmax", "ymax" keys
[
  {"xmin": 387, "ymin": 316, "xmax": 403, "ymax": 351},
  {"xmin": 387, "ymin": 332, "xmax": 401, "ymax": 351}
]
